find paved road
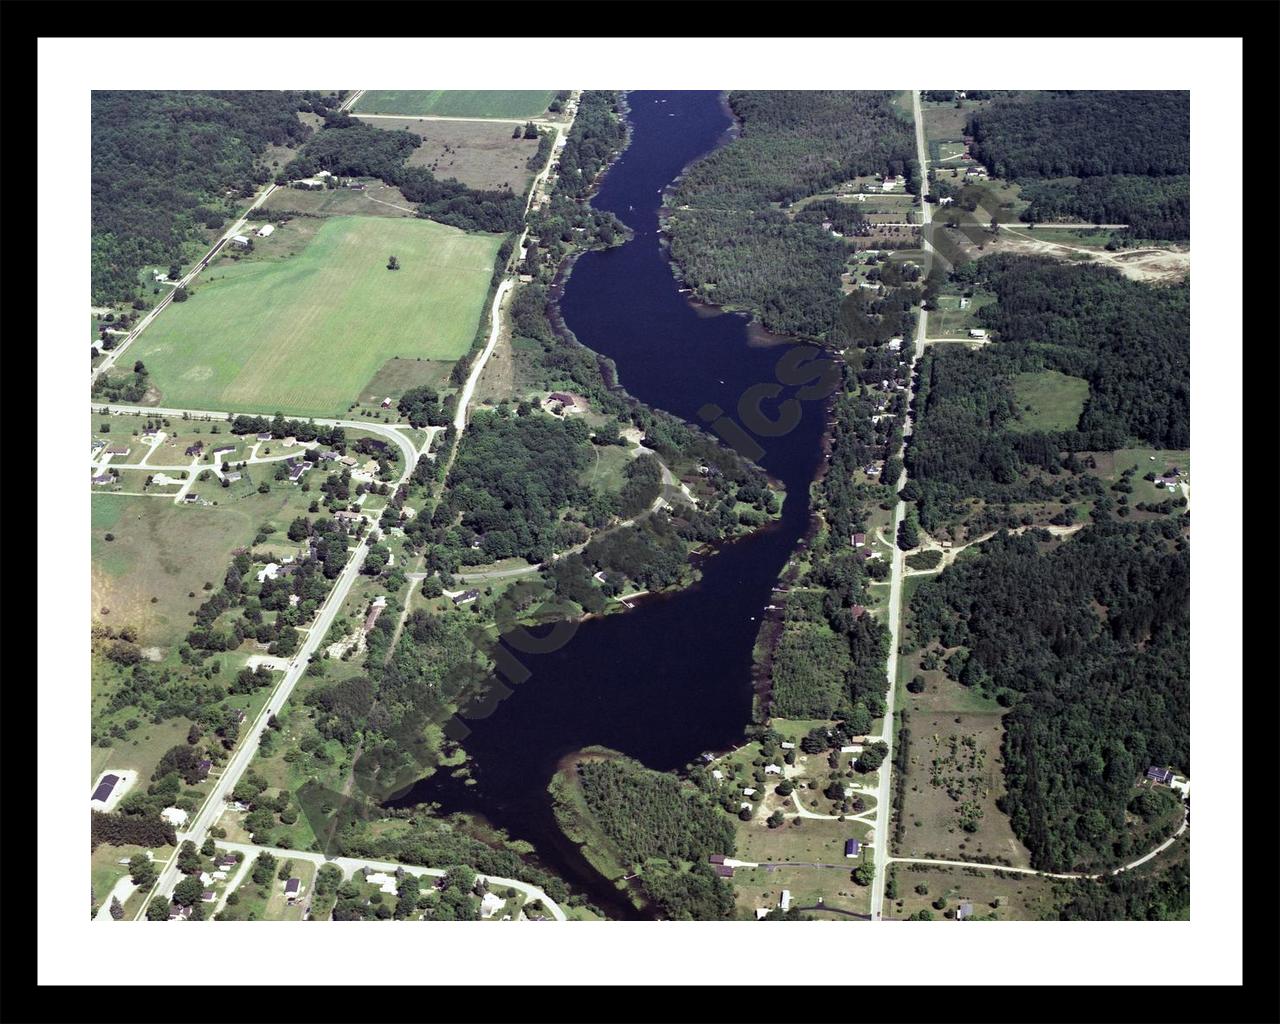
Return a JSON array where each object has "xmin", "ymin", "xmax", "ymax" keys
[
  {"xmin": 216, "ymin": 840, "xmax": 568, "ymax": 920},
  {"xmin": 93, "ymin": 181, "xmax": 279, "ymax": 383},
  {"xmin": 868, "ymin": 90, "xmax": 935, "ymax": 923}
]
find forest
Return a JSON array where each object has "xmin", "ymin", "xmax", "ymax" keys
[
  {"xmin": 1018, "ymin": 175, "xmax": 1190, "ymax": 240},
  {"xmin": 92, "ymin": 90, "xmax": 315, "ymax": 304},
  {"xmin": 666, "ymin": 91, "xmax": 917, "ymax": 340},
  {"xmin": 965, "ymin": 91, "xmax": 1189, "ymax": 238},
  {"xmin": 966, "ymin": 91, "xmax": 1189, "ymax": 181},
  {"xmin": 575, "ymin": 756, "xmax": 736, "ymax": 920},
  {"xmin": 431, "ymin": 410, "xmax": 593, "ymax": 565},
  {"xmin": 905, "ymin": 524, "xmax": 1188, "ymax": 873}
]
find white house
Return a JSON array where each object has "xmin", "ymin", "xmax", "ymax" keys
[
  {"xmin": 256, "ymin": 223, "xmax": 275, "ymax": 238},
  {"xmin": 480, "ymin": 892, "xmax": 505, "ymax": 919},
  {"xmin": 968, "ymin": 328, "xmax": 988, "ymax": 339},
  {"xmin": 230, "ymin": 234, "xmax": 251, "ymax": 249},
  {"xmin": 764, "ymin": 764, "xmax": 782, "ymax": 775},
  {"xmin": 780, "ymin": 741, "xmax": 796, "ymax": 750},
  {"xmin": 779, "ymin": 889, "xmax": 792, "ymax": 912},
  {"xmin": 257, "ymin": 563, "xmax": 280, "ymax": 583},
  {"xmin": 161, "ymin": 806, "xmax": 189, "ymax": 827},
  {"xmin": 742, "ymin": 788, "xmax": 756, "ymax": 797},
  {"xmin": 364, "ymin": 871, "xmax": 399, "ymax": 895}
]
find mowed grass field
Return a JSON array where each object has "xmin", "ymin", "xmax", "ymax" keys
[
  {"xmin": 132, "ymin": 217, "xmax": 500, "ymax": 417},
  {"xmin": 355, "ymin": 90, "xmax": 556, "ymax": 119},
  {"xmin": 1009, "ymin": 370, "xmax": 1090, "ymax": 433},
  {"xmin": 356, "ymin": 116, "xmax": 541, "ymax": 193}
]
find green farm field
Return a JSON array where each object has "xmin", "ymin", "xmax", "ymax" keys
[
  {"xmin": 132, "ymin": 217, "xmax": 500, "ymax": 418},
  {"xmin": 355, "ymin": 90, "xmax": 556, "ymax": 119}
]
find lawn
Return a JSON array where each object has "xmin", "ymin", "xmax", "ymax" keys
[
  {"xmin": 354, "ymin": 90, "xmax": 556, "ymax": 119},
  {"xmin": 1008, "ymin": 370, "xmax": 1090, "ymax": 433},
  {"xmin": 732, "ymin": 865, "xmax": 870, "ymax": 919},
  {"xmin": 262, "ymin": 182, "xmax": 415, "ymax": 219},
  {"xmin": 132, "ymin": 216, "xmax": 500, "ymax": 417},
  {"xmin": 357, "ymin": 116, "xmax": 542, "ymax": 193}
]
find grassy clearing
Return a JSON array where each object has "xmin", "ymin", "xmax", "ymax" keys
[
  {"xmin": 262, "ymin": 181, "xmax": 415, "ymax": 219},
  {"xmin": 580, "ymin": 444, "xmax": 634, "ymax": 495},
  {"xmin": 133, "ymin": 216, "xmax": 500, "ymax": 418},
  {"xmin": 894, "ymin": 710, "xmax": 1031, "ymax": 868},
  {"xmin": 884, "ymin": 863, "xmax": 1061, "ymax": 921},
  {"xmin": 355, "ymin": 357, "xmax": 455, "ymax": 411},
  {"xmin": 1086, "ymin": 448, "xmax": 1191, "ymax": 507},
  {"xmin": 1009, "ymin": 370, "xmax": 1090, "ymax": 433},
  {"xmin": 357, "ymin": 116, "xmax": 541, "ymax": 193},
  {"xmin": 928, "ymin": 291, "xmax": 997, "ymax": 338},
  {"xmin": 355, "ymin": 90, "xmax": 556, "ymax": 119}
]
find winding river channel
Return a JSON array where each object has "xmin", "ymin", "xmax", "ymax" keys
[{"xmin": 395, "ymin": 92, "xmax": 834, "ymax": 917}]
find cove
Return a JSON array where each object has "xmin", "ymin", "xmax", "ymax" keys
[{"xmin": 391, "ymin": 92, "xmax": 832, "ymax": 917}]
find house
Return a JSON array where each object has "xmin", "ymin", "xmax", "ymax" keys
[
  {"xmin": 708, "ymin": 854, "xmax": 727, "ymax": 865},
  {"xmin": 167, "ymin": 905, "xmax": 194, "ymax": 920},
  {"xmin": 755, "ymin": 908, "xmax": 770, "ymax": 920},
  {"xmin": 714, "ymin": 865, "xmax": 735, "ymax": 878},
  {"xmin": 850, "ymin": 605, "xmax": 866, "ymax": 620},
  {"xmin": 142, "ymin": 427, "xmax": 159, "ymax": 438},
  {"xmin": 105, "ymin": 445, "xmax": 131, "ymax": 457},
  {"xmin": 282, "ymin": 436, "xmax": 297, "ymax": 448},
  {"xmin": 881, "ymin": 175, "xmax": 899, "ymax": 192},
  {"xmin": 711, "ymin": 769, "xmax": 724, "ymax": 781},
  {"xmin": 284, "ymin": 878, "xmax": 303, "ymax": 902},
  {"xmin": 364, "ymin": 871, "xmax": 399, "ymax": 895},
  {"xmin": 844, "ymin": 839, "xmax": 862, "ymax": 858},
  {"xmin": 333, "ymin": 509, "xmax": 364, "ymax": 530},
  {"xmin": 968, "ymin": 328, "xmax": 987, "ymax": 339},
  {"xmin": 779, "ymin": 890, "xmax": 792, "ymax": 912},
  {"xmin": 480, "ymin": 891, "xmax": 506, "ymax": 919},
  {"xmin": 780, "ymin": 741, "xmax": 796, "ymax": 750},
  {"xmin": 1146, "ymin": 766, "xmax": 1175, "ymax": 785},
  {"xmin": 852, "ymin": 532, "xmax": 867, "ymax": 549},
  {"xmin": 764, "ymin": 764, "xmax": 782, "ymax": 775},
  {"xmin": 91, "ymin": 774, "xmax": 119, "ymax": 804},
  {"xmin": 257, "ymin": 432, "xmax": 273, "ymax": 442},
  {"xmin": 742, "ymin": 788, "xmax": 756, "ymax": 796},
  {"xmin": 185, "ymin": 441, "xmax": 204, "ymax": 457},
  {"xmin": 346, "ymin": 181, "xmax": 366, "ymax": 190},
  {"xmin": 380, "ymin": 397, "xmax": 393, "ymax": 409},
  {"xmin": 230, "ymin": 234, "xmax": 251, "ymax": 249},
  {"xmin": 216, "ymin": 856, "xmax": 238, "ymax": 870},
  {"xmin": 288, "ymin": 461, "xmax": 309, "ymax": 483},
  {"xmin": 234, "ymin": 709, "xmax": 248, "ymax": 724},
  {"xmin": 363, "ymin": 596, "xmax": 387, "ymax": 633},
  {"xmin": 196, "ymin": 759, "xmax": 212, "ymax": 779},
  {"xmin": 452, "ymin": 589, "xmax": 481, "ymax": 606},
  {"xmin": 257, "ymin": 563, "xmax": 280, "ymax": 583},
  {"xmin": 939, "ymin": 195, "xmax": 954, "ymax": 205},
  {"xmin": 201, "ymin": 890, "xmax": 217, "ymax": 903},
  {"xmin": 225, "ymin": 472, "xmax": 242, "ymax": 483},
  {"xmin": 212, "ymin": 444, "xmax": 236, "ymax": 457},
  {"xmin": 887, "ymin": 337, "xmax": 903, "ymax": 351},
  {"xmin": 956, "ymin": 902, "xmax": 974, "ymax": 921},
  {"xmin": 161, "ymin": 807, "xmax": 189, "ymax": 827},
  {"xmin": 318, "ymin": 450, "xmax": 340, "ymax": 462},
  {"xmin": 958, "ymin": 296, "xmax": 970, "ymax": 309},
  {"xmin": 92, "ymin": 474, "xmax": 114, "ymax": 486},
  {"xmin": 256, "ymin": 223, "xmax": 275, "ymax": 238}
]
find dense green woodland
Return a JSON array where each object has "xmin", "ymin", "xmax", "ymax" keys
[
  {"xmin": 965, "ymin": 91, "xmax": 1189, "ymax": 238},
  {"xmin": 907, "ymin": 524, "xmax": 1188, "ymax": 873},
  {"xmin": 92, "ymin": 90, "xmax": 318, "ymax": 303},
  {"xmin": 667, "ymin": 92, "xmax": 917, "ymax": 340},
  {"xmin": 1019, "ymin": 175, "xmax": 1190, "ymax": 240},
  {"xmin": 576, "ymin": 757, "xmax": 736, "ymax": 920},
  {"xmin": 967, "ymin": 91, "xmax": 1188, "ymax": 180}
]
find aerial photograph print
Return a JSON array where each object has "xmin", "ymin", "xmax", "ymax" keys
[{"xmin": 82, "ymin": 81, "xmax": 1198, "ymax": 932}]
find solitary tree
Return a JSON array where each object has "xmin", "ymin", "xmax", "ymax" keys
[{"xmin": 387, "ymin": 255, "xmax": 400, "ymax": 271}]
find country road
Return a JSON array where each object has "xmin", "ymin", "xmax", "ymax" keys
[{"xmin": 868, "ymin": 89, "xmax": 935, "ymax": 923}]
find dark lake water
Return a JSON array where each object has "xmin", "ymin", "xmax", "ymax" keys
[{"xmin": 392, "ymin": 91, "xmax": 831, "ymax": 917}]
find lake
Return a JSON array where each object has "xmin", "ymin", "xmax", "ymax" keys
[{"xmin": 391, "ymin": 91, "xmax": 833, "ymax": 918}]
